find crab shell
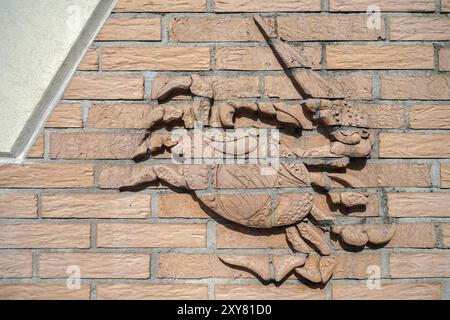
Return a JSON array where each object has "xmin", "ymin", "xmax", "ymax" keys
[{"xmin": 197, "ymin": 163, "xmax": 314, "ymax": 228}]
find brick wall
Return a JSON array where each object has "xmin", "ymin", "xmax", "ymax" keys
[{"xmin": 1, "ymin": 0, "xmax": 450, "ymax": 300}]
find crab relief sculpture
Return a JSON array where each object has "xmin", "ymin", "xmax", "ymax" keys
[{"xmin": 100, "ymin": 16, "xmax": 396, "ymax": 284}]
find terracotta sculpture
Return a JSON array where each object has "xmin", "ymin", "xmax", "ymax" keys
[{"xmin": 102, "ymin": 16, "xmax": 396, "ymax": 284}]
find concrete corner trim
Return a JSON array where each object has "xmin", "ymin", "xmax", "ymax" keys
[{"xmin": 0, "ymin": 0, "xmax": 117, "ymax": 162}]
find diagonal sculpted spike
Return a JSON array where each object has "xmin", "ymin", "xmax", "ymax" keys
[
  {"xmin": 273, "ymin": 42, "xmax": 314, "ymax": 69},
  {"xmin": 292, "ymin": 71, "xmax": 346, "ymax": 99},
  {"xmin": 253, "ymin": 16, "xmax": 312, "ymax": 68},
  {"xmin": 254, "ymin": 15, "xmax": 345, "ymax": 99},
  {"xmin": 253, "ymin": 16, "xmax": 276, "ymax": 39},
  {"xmin": 219, "ymin": 255, "xmax": 271, "ymax": 281}
]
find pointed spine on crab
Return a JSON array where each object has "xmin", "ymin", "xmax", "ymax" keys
[
  {"xmin": 219, "ymin": 255, "xmax": 306, "ymax": 282},
  {"xmin": 332, "ymin": 224, "xmax": 396, "ymax": 247},
  {"xmin": 295, "ymin": 255, "xmax": 336, "ymax": 284}
]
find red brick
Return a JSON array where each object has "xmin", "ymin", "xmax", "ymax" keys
[
  {"xmin": 278, "ymin": 16, "xmax": 385, "ymax": 41},
  {"xmin": 97, "ymin": 284, "xmax": 208, "ymax": 300},
  {"xmin": 442, "ymin": 164, "xmax": 450, "ymax": 188},
  {"xmin": 214, "ymin": 0, "xmax": 321, "ymax": 12},
  {"xmin": 215, "ymin": 285, "xmax": 325, "ymax": 300},
  {"xmin": 97, "ymin": 223, "xmax": 206, "ymax": 248},
  {"xmin": 388, "ymin": 193, "xmax": 450, "ymax": 217},
  {"xmin": 440, "ymin": 48, "xmax": 450, "ymax": 71},
  {"xmin": 326, "ymin": 45, "xmax": 434, "ymax": 69},
  {"xmin": 390, "ymin": 253, "xmax": 450, "ymax": 278},
  {"xmin": 410, "ymin": 105, "xmax": 450, "ymax": 129},
  {"xmin": 0, "ymin": 193, "xmax": 37, "ymax": 218},
  {"xmin": 380, "ymin": 133, "xmax": 450, "ymax": 158},
  {"xmin": 114, "ymin": 0, "xmax": 207, "ymax": 12},
  {"xmin": 159, "ymin": 253, "xmax": 254, "ymax": 278},
  {"xmin": 390, "ymin": 17, "xmax": 450, "ymax": 40},
  {"xmin": 97, "ymin": 17, "xmax": 161, "ymax": 41},
  {"xmin": 41, "ymin": 193, "xmax": 151, "ymax": 218},
  {"xmin": 381, "ymin": 76, "xmax": 450, "ymax": 100},
  {"xmin": 64, "ymin": 76, "xmax": 144, "ymax": 100},
  {"xmin": 0, "ymin": 285, "xmax": 90, "ymax": 300},
  {"xmin": 0, "ymin": 224, "xmax": 90, "ymax": 249},
  {"xmin": 158, "ymin": 194, "xmax": 209, "ymax": 218},
  {"xmin": 0, "ymin": 253, "xmax": 33, "ymax": 278},
  {"xmin": 330, "ymin": 0, "xmax": 435, "ymax": 12},
  {"xmin": 49, "ymin": 132, "xmax": 145, "ymax": 160},
  {"xmin": 333, "ymin": 282, "xmax": 441, "ymax": 300},
  {"xmin": 169, "ymin": 17, "xmax": 275, "ymax": 42},
  {"xmin": 27, "ymin": 135, "xmax": 44, "ymax": 158},
  {"xmin": 329, "ymin": 163, "xmax": 431, "ymax": 188},
  {"xmin": 333, "ymin": 253, "xmax": 381, "ymax": 279},
  {"xmin": 40, "ymin": 253, "xmax": 150, "ymax": 279},
  {"xmin": 0, "ymin": 164, "xmax": 94, "ymax": 188},
  {"xmin": 102, "ymin": 47, "xmax": 211, "ymax": 71},
  {"xmin": 78, "ymin": 48, "xmax": 98, "ymax": 71},
  {"xmin": 46, "ymin": 104, "xmax": 83, "ymax": 128}
]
